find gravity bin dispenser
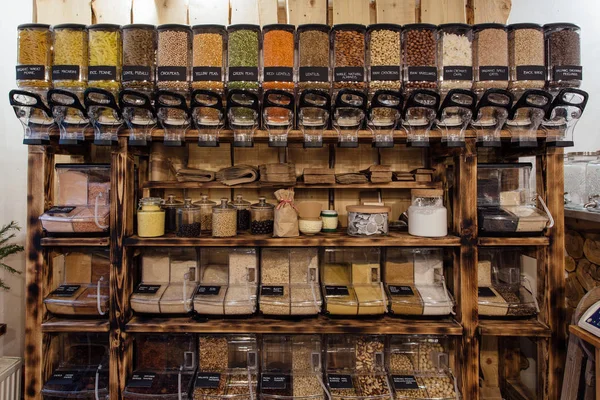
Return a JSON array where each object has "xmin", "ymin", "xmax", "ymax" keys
[
  {"xmin": 297, "ymin": 89, "xmax": 330, "ymax": 148},
  {"xmin": 367, "ymin": 90, "xmax": 403, "ymax": 148},
  {"xmin": 227, "ymin": 89, "xmax": 260, "ymax": 148},
  {"xmin": 84, "ymin": 88, "xmax": 123, "ymax": 146},
  {"xmin": 9, "ymin": 89, "xmax": 54, "ymax": 145},
  {"xmin": 436, "ymin": 89, "xmax": 476, "ymax": 148},
  {"xmin": 402, "ymin": 89, "xmax": 440, "ymax": 147},
  {"xmin": 542, "ymin": 88, "xmax": 589, "ymax": 147},
  {"xmin": 119, "ymin": 89, "xmax": 157, "ymax": 147},
  {"xmin": 332, "ymin": 89, "xmax": 367, "ymax": 148},
  {"xmin": 191, "ymin": 89, "xmax": 225, "ymax": 147},
  {"xmin": 263, "ymin": 89, "xmax": 295, "ymax": 147},
  {"xmin": 506, "ymin": 89, "xmax": 552, "ymax": 147},
  {"xmin": 47, "ymin": 88, "xmax": 89, "ymax": 145},
  {"xmin": 156, "ymin": 90, "xmax": 192, "ymax": 147},
  {"xmin": 471, "ymin": 89, "xmax": 513, "ymax": 147}
]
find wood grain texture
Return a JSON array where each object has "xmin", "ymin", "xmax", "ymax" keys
[
  {"xmin": 131, "ymin": 0, "xmax": 188, "ymax": 24},
  {"xmin": 477, "ymin": 237, "xmax": 549, "ymax": 247},
  {"xmin": 258, "ymin": 0, "xmax": 279, "ymax": 25},
  {"xmin": 332, "ymin": 0, "xmax": 371, "ymax": 25},
  {"xmin": 472, "ymin": 0, "xmax": 511, "ymax": 24},
  {"xmin": 230, "ymin": 0, "xmax": 260, "ymax": 24},
  {"xmin": 40, "ymin": 237, "xmax": 110, "ymax": 247},
  {"xmin": 478, "ymin": 319, "xmax": 551, "ymax": 337},
  {"xmin": 41, "ymin": 318, "xmax": 110, "ymax": 333},
  {"xmin": 286, "ymin": 0, "xmax": 327, "ymax": 25},
  {"xmin": 188, "ymin": 0, "xmax": 229, "ymax": 25},
  {"xmin": 375, "ymin": 0, "xmax": 416, "ymax": 24},
  {"xmin": 35, "ymin": 0, "xmax": 92, "ymax": 24},
  {"xmin": 421, "ymin": 0, "xmax": 466, "ymax": 24},
  {"xmin": 92, "ymin": 0, "xmax": 132, "ymax": 24}
]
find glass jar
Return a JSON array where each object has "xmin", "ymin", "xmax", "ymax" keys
[
  {"xmin": 230, "ymin": 194, "xmax": 251, "ymax": 232},
  {"xmin": 137, "ymin": 197, "xmax": 165, "ymax": 238},
  {"xmin": 87, "ymin": 24, "xmax": 122, "ymax": 94},
  {"xmin": 227, "ymin": 24, "xmax": 261, "ymax": 92},
  {"xmin": 331, "ymin": 24, "xmax": 366, "ymax": 97},
  {"xmin": 545, "ymin": 23, "xmax": 582, "ymax": 92},
  {"xmin": 52, "ymin": 24, "xmax": 88, "ymax": 89},
  {"xmin": 507, "ymin": 24, "xmax": 545, "ymax": 92},
  {"xmin": 157, "ymin": 24, "xmax": 191, "ymax": 92},
  {"xmin": 17, "ymin": 24, "xmax": 52, "ymax": 89},
  {"xmin": 321, "ymin": 210, "xmax": 338, "ymax": 232},
  {"xmin": 193, "ymin": 195, "xmax": 216, "ymax": 233},
  {"xmin": 346, "ymin": 205, "xmax": 391, "ymax": 236},
  {"xmin": 177, "ymin": 198, "xmax": 202, "ymax": 237},
  {"xmin": 262, "ymin": 24, "xmax": 295, "ymax": 92},
  {"xmin": 565, "ymin": 152, "xmax": 599, "ymax": 209},
  {"xmin": 212, "ymin": 198, "xmax": 237, "ymax": 237},
  {"xmin": 250, "ymin": 197, "xmax": 275, "ymax": 235},
  {"xmin": 122, "ymin": 24, "xmax": 156, "ymax": 91},
  {"xmin": 367, "ymin": 23, "xmax": 401, "ymax": 94},
  {"xmin": 162, "ymin": 194, "xmax": 183, "ymax": 233},
  {"xmin": 437, "ymin": 23, "xmax": 473, "ymax": 93},
  {"xmin": 587, "ymin": 157, "xmax": 600, "ymax": 209},
  {"xmin": 297, "ymin": 24, "xmax": 331, "ymax": 93},
  {"xmin": 473, "ymin": 24, "xmax": 508, "ymax": 93},
  {"xmin": 402, "ymin": 24, "xmax": 438, "ymax": 93},
  {"xmin": 407, "ymin": 189, "xmax": 448, "ymax": 237},
  {"xmin": 192, "ymin": 24, "xmax": 226, "ymax": 93}
]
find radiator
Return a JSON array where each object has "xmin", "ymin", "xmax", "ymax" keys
[{"xmin": 0, "ymin": 357, "xmax": 21, "ymax": 400}]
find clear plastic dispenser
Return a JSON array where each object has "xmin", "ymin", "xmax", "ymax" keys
[
  {"xmin": 263, "ymin": 89, "xmax": 295, "ymax": 147},
  {"xmin": 471, "ymin": 89, "xmax": 513, "ymax": 147},
  {"xmin": 227, "ymin": 89, "xmax": 260, "ymax": 148},
  {"xmin": 542, "ymin": 88, "xmax": 588, "ymax": 148},
  {"xmin": 506, "ymin": 89, "xmax": 552, "ymax": 147},
  {"xmin": 387, "ymin": 336, "xmax": 459, "ymax": 400},
  {"xmin": 191, "ymin": 89, "xmax": 225, "ymax": 147},
  {"xmin": 156, "ymin": 90, "xmax": 191, "ymax": 147},
  {"xmin": 332, "ymin": 89, "xmax": 367, "ymax": 148},
  {"xmin": 9, "ymin": 89, "xmax": 54, "ymax": 145},
  {"xmin": 47, "ymin": 88, "xmax": 89, "ymax": 145},
  {"xmin": 435, "ymin": 89, "xmax": 476, "ymax": 148},
  {"xmin": 402, "ymin": 89, "xmax": 440, "ymax": 148},
  {"xmin": 84, "ymin": 88, "xmax": 123, "ymax": 146},
  {"xmin": 41, "ymin": 333, "xmax": 109, "ymax": 400},
  {"xmin": 564, "ymin": 152, "xmax": 599, "ymax": 209},
  {"xmin": 123, "ymin": 334, "xmax": 197, "ymax": 400},
  {"xmin": 298, "ymin": 89, "xmax": 330, "ymax": 148},
  {"xmin": 194, "ymin": 335, "xmax": 258, "ymax": 400},
  {"xmin": 119, "ymin": 89, "xmax": 157, "ymax": 147},
  {"xmin": 477, "ymin": 163, "xmax": 552, "ymax": 235},
  {"xmin": 367, "ymin": 90, "xmax": 403, "ymax": 148}
]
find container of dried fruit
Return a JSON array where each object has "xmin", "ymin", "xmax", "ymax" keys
[
  {"xmin": 437, "ymin": 24, "xmax": 473, "ymax": 94},
  {"xmin": 346, "ymin": 205, "xmax": 391, "ymax": 237},
  {"xmin": 192, "ymin": 24, "xmax": 227, "ymax": 93},
  {"xmin": 402, "ymin": 24, "xmax": 439, "ymax": 93},
  {"xmin": 212, "ymin": 198, "xmax": 237, "ymax": 238},
  {"xmin": 250, "ymin": 197, "xmax": 275, "ymax": 235},
  {"xmin": 193, "ymin": 195, "xmax": 217, "ymax": 233},
  {"xmin": 17, "ymin": 23, "xmax": 51, "ymax": 89},
  {"xmin": 227, "ymin": 24, "xmax": 261, "ymax": 92},
  {"xmin": 544, "ymin": 23, "xmax": 582, "ymax": 92},
  {"xmin": 44, "ymin": 250, "xmax": 110, "ymax": 317},
  {"xmin": 507, "ymin": 24, "xmax": 545, "ymax": 94},
  {"xmin": 262, "ymin": 24, "xmax": 295, "ymax": 92},
  {"xmin": 367, "ymin": 24, "xmax": 402, "ymax": 95},
  {"xmin": 52, "ymin": 24, "xmax": 88, "ymax": 90},
  {"xmin": 331, "ymin": 24, "xmax": 367, "ymax": 99},
  {"xmin": 230, "ymin": 194, "xmax": 251, "ymax": 232},
  {"xmin": 297, "ymin": 24, "xmax": 331, "ymax": 94},
  {"xmin": 162, "ymin": 194, "xmax": 183, "ymax": 233},
  {"xmin": 122, "ymin": 24, "xmax": 156, "ymax": 91},
  {"xmin": 473, "ymin": 24, "xmax": 509, "ymax": 94},
  {"xmin": 41, "ymin": 333, "xmax": 109, "ymax": 400},
  {"xmin": 177, "ymin": 198, "xmax": 202, "ymax": 238},
  {"xmin": 123, "ymin": 334, "xmax": 197, "ymax": 400},
  {"xmin": 87, "ymin": 24, "xmax": 122, "ymax": 95},
  {"xmin": 157, "ymin": 24, "xmax": 192, "ymax": 92}
]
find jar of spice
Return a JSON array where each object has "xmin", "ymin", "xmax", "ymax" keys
[
  {"xmin": 17, "ymin": 24, "xmax": 52, "ymax": 89},
  {"xmin": 227, "ymin": 24, "xmax": 261, "ymax": 92},
  {"xmin": 193, "ymin": 195, "xmax": 216, "ymax": 233},
  {"xmin": 545, "ymin": 23, "xmax": 582, "ymax": 92},
  {"xmin": 230, "ymin": 194, "xmax": 251, "ymax": 232},
  {"xmin": 87, "ymin": 24, "xmax": 122, "ymax": 94},
  {"xmin": 402, "ymin": 24, "xmax": 438, "ymax": 93},
  {"xmin": 52, "ymin": 24, "xmax": 88, "ymax": 89},
  {"xmin": 437, "ymin": 23, "xmax": 473, "ymax": 93},
  {"xmin": 157, "ymin": 24, "xmax": 191, "ymax": 92},
  {"xmin": 177, "ymin": 198, "xmax": 202, "ymax": 237},
  {"xmin": 331, "ymin": 24, "xmax": 366, "ymax": 97},
  {"xmin": 473, "ymin": 24, "xmax": 509, "ymax": 93},
  {"xmin": 297, "ymin": 24, "xmax": 330, "ymax": 93},
  {"xmin": 321, "ymin": 210, "xmax": 338, "ymax": 232},
  {"xmin": 407, "ymin": 189, "xmax": 448, "ymax": 237},
  {"xmin": 262, "ymin": 24, "xmax": 295, "ymax": 92},
  {"xmin": 122, "ymin": 24, "xmax": 156, "ymax": 91},
  {"xmin": 507, "ymin": 24, "xmax": 545, "ymax": 93},
  {"xmin": 162, "ymin": 195, "xmax": 183, "ymax": 233},
  {"xmin": 212, "ymin": 198, "xmax": 237, "ymax": 237},
  {"xmin": 192, "ymin": 24, "xmax": 226, "ymax": 93},
  {"xmin": 367, "ymin": 24, "xmax": 402, "ymax": 94},
  {"xmin": 137, "ymin": 197, "xmax": 165, "ymax": 237},
  {"xmin": 250, "ymin": 197, "xmax": 275, "ymax": 235}
]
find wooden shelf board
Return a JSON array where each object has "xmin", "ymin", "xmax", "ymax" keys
[
  {"xmin": 144, "ymin": 181, "xmax": 442, "ymax": 190},
  {"xmin": 569, "ymin": 325, "xmax": 600, "ymax": 348},
  {"xmin": 125, "ymin": 231, "xmax": 462, "ymax": 247},
  {"xmin": 477, "ymin": 237, "xmax": 549, "ymax": 247},
  {"xmin": 126, "ymin": 315, "xmax": 463, "ymax": 335},
  {"xmin": 478, "ymin": 319, "xmax": 551, "ymax": 337},
  {"xmin": 565, "ymin": 209, "xmax": 600, "ymax": 224},
  {"xmin": 40, "ymin": 236, "xmax": 110, "ymax": 247},
  {"xmin": 41, "ymin": 318, "xmax": 110, "ymax": 333}
]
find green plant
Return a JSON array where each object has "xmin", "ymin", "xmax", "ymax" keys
[{"xmin": 0, "ymin": 221, "xmax": 24, "ymax": 290}]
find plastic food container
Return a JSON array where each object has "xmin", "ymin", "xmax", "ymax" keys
[
  {"xmin": 507, "ymin": 24, "xmax": 545, "ymax": 93},
  {"xmin": 162, "ymin": 195, "xmax": 183, "ymax": 233},
  {"xmin": 331, "ymin": 24, "xmax": 367, "ymax": 96},
  {"xmin": 346, "ymin": 205, "xmax": 391, "ymax": 236},
  {"xmin": 259, "ymin": 248, "xmax": 322, "ymax": 316},
  {"xmin": 297, "ymin": 24, "xmax": 331, "ymax": 92},
  {"xmin": 193, "ymin": 248, "xmax": 258, "ymax": 316},
  {"xmin": 44, "ymin": 251, "xmax": 110, "ymax": 316},
  {"xmin": 212, "ymin": 198, "xmax": 237, "ymax": 237},
  {"xmin": 322, "ymin": 248, "xmax": 386, "ymax": 316},
  {"xmin": 402, "ymin": 24, "xmax": 438, "ymax": 93},
  {"xmin": 367, "ymin": 24, "xmax": 402, "ymax": 94},
  {"xmin": 192, "ymin": 24, "xmax": 226, "ymax": 93},
  {"xmin": 52, "ymin": 24, "xmax": 88, "ymax": 89},
  {"xmin": 321, "ymin": 210, "xmax": 339, "ymax": 232},
  {"xmin": 250, "ymin": 197, "xmax": 275, "ymax": 235},
  {"xmin": 227, "ymin": 24, "xmax": 261, "ymax": 92},
  {"xmin": 407, "ymin": 189, "xmax": 448, "ymax": 238},
  {"xmin": 122, "ymin": 24, "xmax": 156, "ymax": 91},
  {"xmin": 40, "ymin": 206, "xmax": 110, "ymax": 233},
  {"xmin": 123, "ymin": 334, "xmax": 197, "ymax": 400},
  {"xmin": 262, "ymin": 24, "xmax": 295, "ymax": 92},
  {"xmin": 194, "ymin": 195, "xmax": 217, "ymax": 233},
  {"xmin": 87, "ymin": 24, "xmax": 122, "ymax": 94},
  {"xmin": 177, "ymin": 198, "xmax": 202, "ymax": 237},
  {"xmin": 545, "ymin": 23, "xmax": 582, "ymax": 92},
  {"xmin": 157, "ymin": 24, "xmax": 191, "ymax": 92},
  {"xmin": 437, "ymin": 24, "xmax": 473, "ymax": 93},
  {"xmin": 17, "ymin": 23, "xmax": 51, "ymax": 89},
  {"xmin": 230, "ymin": 194, "xmax": 251, "ymax": 232},
  {"xmin": 137, "ymin": 197, "xmax": 165, "ymax": 238},
  {"xmin": 473, "ymin": 24, "xmax": 508, "ymax": 93}
]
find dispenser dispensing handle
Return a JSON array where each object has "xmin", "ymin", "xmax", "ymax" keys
[
  {"xmin": 537, "ymin": 195, "xmax": 554, "ymax": 229},
  {"xmin": 119, "ymin": 89, "xmax": 156, "ymax": 118},
  {"xmin": 97, "ymin": 276, "xmax": 106, "ymax": 316},
  {"xmin": 84, "ymin": 87, "xmax": 122, "ymax": 119}
]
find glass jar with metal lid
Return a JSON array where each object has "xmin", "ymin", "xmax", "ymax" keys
[
  {"xmin": 193, "ymin": 195, "xmax": 216, "ymax": 233},
  {"xmin": 162, "ymin": 194, "xmax": 183, "ymax": 233},
  {"xmin": 52, "ymin": 24, "xmax": 88, "ymax": 89},
  {"xmin": 137, "ymin": 197, "xmax": 165, "ymax": 238},
  {"xmin": 230, "ymin": 194, "xmax": 251, "ymax": 232},
  {"xmin": 565, "ymin": 152, "xmax": 599, "ymax": 209},
  {"xmin": 212, "ymin": 198, "xmax": 237, "ymax": 237},
  {"xmin": 250, "ymin": 197, "xmax": 275, "ymax": 235},
  {"xmin": 177, "ymin": 198, "xmax": 202, "ymax": 237},
  {"xmin": 17, "ymin": 24, "xmax": 52, "ymax": 89}
]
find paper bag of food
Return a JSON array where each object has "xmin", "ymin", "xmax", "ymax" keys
[{"xmin": 274, "ymin": 188, "xmax": 299, "ymax": 237}]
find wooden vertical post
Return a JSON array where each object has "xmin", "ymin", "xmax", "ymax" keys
[
  {"xmin": 375, "ymin": 0, "xmax": 417, "ymax": 24},
  {"xmin": 421, "ymin": 0, "xmax": 467, "ymax": 24},
  {"xmin": 286, "ymin": 0, "xmax": 327, "ymax": 25},
  {"xmin": 188, "ymin": 0, "xmax": 230, "ymax": 25},
  {"xmin": 92, "ymin": 0, "xmax": 133, "ymax": 24},
  {"xmin": 332, "ymin": 0, "xmax": 371, "ymax": 25},
  {"xmin": 230, "ymin": 0, "xmax": 260, "ymax": 24}
]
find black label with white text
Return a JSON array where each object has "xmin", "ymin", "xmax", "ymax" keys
[
  {"xmin": 123, "ymin": 66, "xmax": 152, "ymax": 82},
  {"xmin": 325, "ymin": 286, "xmax": 350, "ymax": 296},
  {"xmin": 16, "ymin": 65, "xmax": 45, "ymax": 80},
  {"xmin": 407, "ymin": 66, "xmax": 437, "ymax": 82},
  {"xmin": 52, "ymin": 65, "xmax": 80, "ymax": 81},
  {"xmin": 193, "ymin": 67, "xmax": 222, "ymax": 82},
  {"xmin": 46, "ymin": 370, "xmax": 80, "ymax": 385},
  {"xmin": 88, "ymin": 66, "xmax": 117, "ymax": 81},
  {"xmin": 334, "ymin": 67, "xmax": 364, "ymax": 82},
  {"xmin": 51, "ymin": 285, "xmax": 81, "ymax": 297},
  {"xmin": 328, "ymin": 375, "xmax": 353, "ymax": 389},
  {"xmin": 479, "ymin": 66, "xmax": 509, "ymax": 81},
  {"xmin": 516, "ymin": 65, "xmax": 545, "ymax": 81},
  {"xmin": 128, "ymin": 373, "xmax": 156, "ymax": 388},
  {"xmin": 264, "ymin": 67, "xmax": 293, "ymax": 82},
  {"xmin": 553, "ymin": 65, "xmax": 582, "ymax": 81},
  {"xmin": 262, "ymin": 374, "xmax": 288, "ymax": 389},
  {"xmin": 299, "ymin": 67, "xmax": 328, "ymax": 82},
  {"xmin": 371, "ymin": 66, "xmax": 400, "ymax": 81},
  {"xmin": 196, "ymin": 286, "xmax": 221, "ymax": 296},
  {"xmin": 392, "ymin": 375, "xmax": 419, "ymax": 390},
  {"xmin": 196, "ymin": 373, "xmax": 222, "ymax": 388},
  {"xmin": 261, "ymin": 286, "xmax": 285, "ymax": 296},
  {"xmin": 228, "ymin": 67, "xmax": 259, "ymax": 82},
  {"xmin": 158, "ymin": 66, "xmax": 187, "ymax": 81},
  {"xmin": 134, "ymin": 284, "xmax": 161, "ymax": 294},
  {"xmin": 478, "ymin": 287, "xmax": 496, "ymax": 297},
  {"xmin": 388, "ymin": 285, "xmax": 415, "ymax": 296},
  {"xmin": 443, "ymin": 66, "xmax": 473, "ymax": 81}
]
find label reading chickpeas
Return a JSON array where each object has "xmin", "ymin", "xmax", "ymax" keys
[
  {"xmin": 392, "ymin": 375, "xmax": 419, "ymax": 390},
  {"xmin": 229, "ymin": 66, "xmax": 259, "ymax": 81},
  {"xmin": 193, "ymin": 67, "xmax": 222, "ymax": 81},
  {"xmin": 157, "ymin": 66, "xmax": 187, "ymax": 81},
  {"xmin": 261, "ymin": 286, "xmax": 285, "ymax": 296},
  {"xmin": 443, "ymin": 66, "xmax": 473, "ymax": 81},
  {"xmin": 195, "ymin": 373, "xmax": 221, "ymax": 388},
  {"xmin": 122, "ymin": 66, "xmax": 151, "ymax": 81},
  {"xmin": 264, "ymin": 67, "xmax": 293, "ymax": 82},
  {"xmin": 16, "ymin": 65, "xmax": 45, "ymax": 80},
  {"xmin": 478, "ymin": 66, "xmax": 509, "ymax": 81},
  {"xmin": 388, "ymin": 285, "xmax": 414, "ymax": 296},
  {"xmin": 371, "ymin": 66, "xmax": 400, "ymax": 81},
  {"xmin": 88, "ymin": 66, "xmax": 117, "ymax": 81},
  {"xmin": 328, "ymin": 374, "xmax": 353, "ymax": 389},
  {"xmin": 299, "ymin": 66, "xmax": 328, "ymax": 82},
  {"xmin": 407, "ymin": 66, "xmax": 437, "ymax": 82},
  {"xmin": 52, "ymin": 65, "xmax": 80, "ymax": 80},
  {"xmin": 334, "ymin": 67, "xmax": 364, "ymax": 82},
  {"xmin": 554, "ymin": 65, "xmax": 583, "ymax": 81},
  {"xmin": 516, "ymin": 66, "xmax": 545, "ymax": 81}
]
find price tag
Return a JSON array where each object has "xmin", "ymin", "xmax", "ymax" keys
[
  {"xmin": 392, "ymin": 375, "xmax": 418, "ymax": 390},
  {"xmin": 327, "ymin": 374, "xmax": 353, "ymax": 389},
  {"xmin": 261, "ymin": 286, "xmax": 285, "ymax": 296},
  {"xmin": 46, "ymin": 370, "xmax": 80, "ymax": 385},
  {"xmin": 388, "ymin": 285, "xmax": 414, "ymax": 296},
  {"xmin": 134, "ymin": 284, "xmax": 161, "ymax": 294},
  {"xmin": 51, "ymin": 285, "xmax": 81, "ymax": 297},
  {"xmin": 197, "ymin": 286, "xmax": 221, "ymax": 296},
  {"xmin": 262, "ymin": 374, "xmax": 288, "ymax": 389},
  {"xmin": 196, "ymin": 373, "xmax": 221, "ymax": 388},
  {"xmin": 128, "ymin": 373, "xmax": 156, "ymax": 388}
]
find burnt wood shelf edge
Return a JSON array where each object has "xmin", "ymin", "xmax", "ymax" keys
[
  {"xmin": 478, "ymin": 319, "xmax": 551, "ymax": 337},
  {"xmin": 40, "ymin": 236, "xmax": 111, "ymax": 247},
  {"xmin": 41, "ymin": 318, "xmax": 111, "ymax": 333}
]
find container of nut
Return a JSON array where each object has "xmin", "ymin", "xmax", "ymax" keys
[
  {"xmin": 367, "ymin": 24, "xmax": 402, "ymax": 96},
  {"xmin": 331, "ymin": 24, "xmax": 367, "ymax": 100},
  {"xmin": 402, "ymin": 24, "xmax": 438, "ymax": 94}
]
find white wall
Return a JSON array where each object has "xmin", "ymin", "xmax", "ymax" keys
[{"xmin": 509, "ymin": 0, "xmax": 600, "ymax": 151}]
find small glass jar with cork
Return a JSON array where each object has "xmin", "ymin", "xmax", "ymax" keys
[
  {"xmin": 250, "ymin": 197, "xmax": 275, "ymax": 235},
  {"xmin": 212, "ymin": 198, "xmax": 237, "ymax": 237},
  {"xmin": 177, "ymin": 198, "xmax": 202, "ymax": 237}
]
